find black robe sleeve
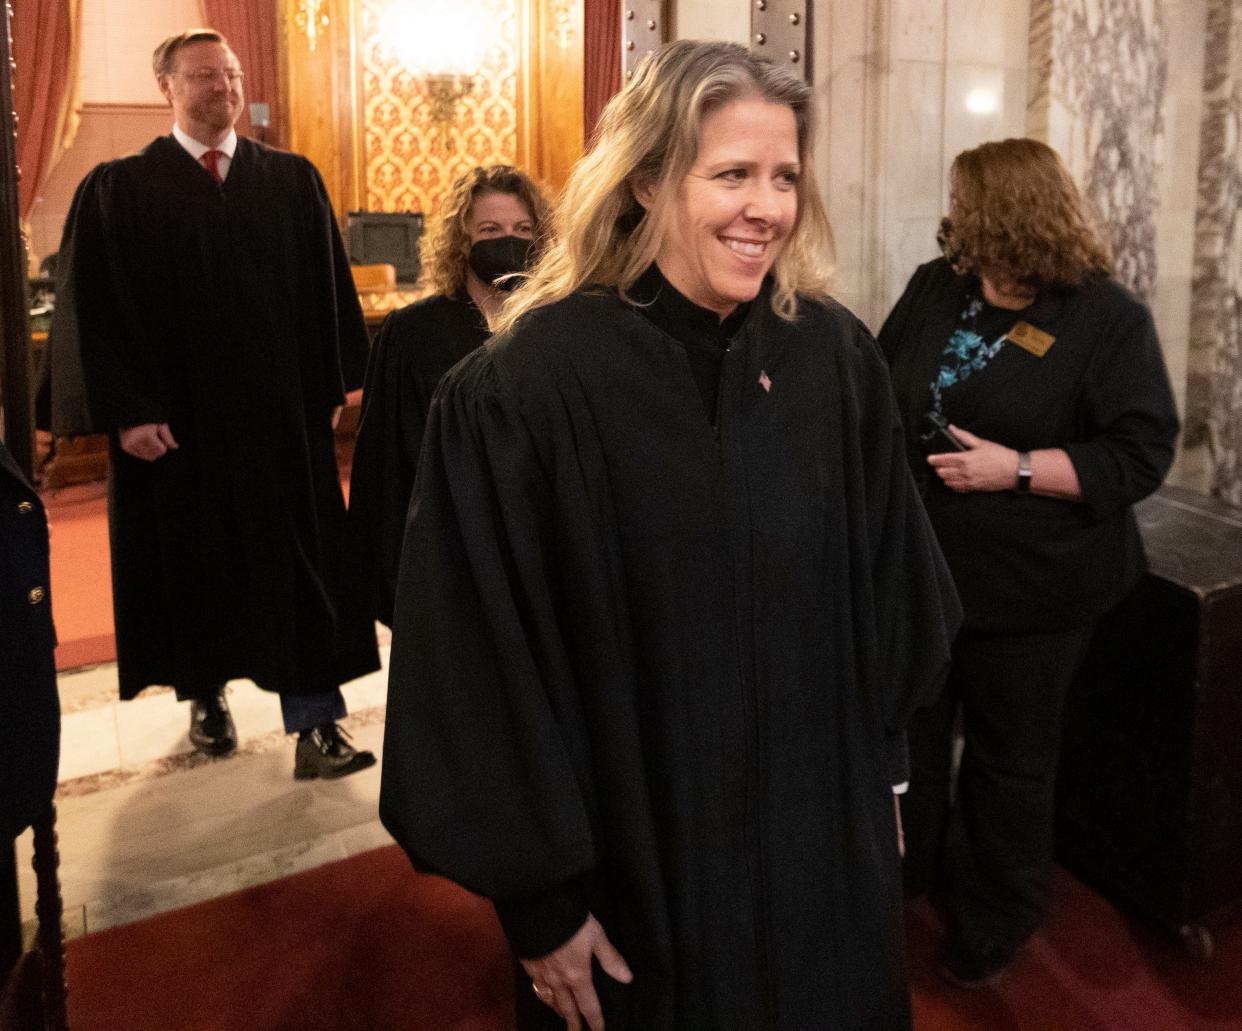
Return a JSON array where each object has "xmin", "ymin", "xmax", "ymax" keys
[
  {"xmin": 855, "ymin": 325, "xmax": 962, "ymax": 778},
  {"xmin": 305, "ymin": 162, "xmax": 370, "ymax": 398},
  {"xmin": 348, "ymin": 312, "xmax": 402, "ymax": 626},
  {"xmin": 378, "ymin": 348, "xmax": 597, "ymax": 958},
  {"xmin": 49, "ymin": 163, "xmax": 168, "ymax": 435}
]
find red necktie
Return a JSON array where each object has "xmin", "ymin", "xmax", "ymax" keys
[{"xmin": 201, "ymin": 149, "xmax": 224, "ymax": 185}]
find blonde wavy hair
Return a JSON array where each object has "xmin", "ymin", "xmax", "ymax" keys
[
  {"xmin": 421, "ymin": 166, "xmax": 550, "ymax": 297},
  {"xmin": 493, "ymin": 40, "xmax": 835, "ymax": 335},
  {"xmin": 947, "ymin": 138, "xmax": 1112, "ymax": 292}
]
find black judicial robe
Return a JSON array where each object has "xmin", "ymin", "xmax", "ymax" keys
[
  {"xmin": 380, "ymin": 283, "xmax": 961, "ymax": 1030},
  {"xmin": 348, "ymin": 291, "xmax": 489, "ymax": 627},
  {"xmin": 48, "ymin": 135, "xmax": 379, "ymax": 698}
]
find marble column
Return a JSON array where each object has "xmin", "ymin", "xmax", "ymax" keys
[
  {"xmin": 1028, "ymin": 0, "xmax": 1167, "ymax": 302},
  {"xmin": 1187, "ymin": 0, "xmax": 1242, "ymax": 505}
]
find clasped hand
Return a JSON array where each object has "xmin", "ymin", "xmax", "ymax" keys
[
  {"xmin": 521, "ymin": 914, "xmax": 632, "ymax": 1031},
  {"xmin": 926, "ymin": 425, "xmax": 1017, "ymax": 493},
  {"xmin": 119, "ymin": 423, "xmax": 179, "ymax": 462}
]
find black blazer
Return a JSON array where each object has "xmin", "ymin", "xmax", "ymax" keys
[
  {"xmin": 879, "ymin": 258, "xmax": 1180, "ymax": 632},
  {"xmin": 0, "ymin": 441, "xmax": 59, "ymax": 839}
]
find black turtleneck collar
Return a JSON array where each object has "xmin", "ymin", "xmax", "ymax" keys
[
  {"xmin": 628, "ymin": 264, "xmax": 755, "ymax": 424},
  {"xmin": 629, "ymin": 263, "xmax": 753, "ymax": 348}
]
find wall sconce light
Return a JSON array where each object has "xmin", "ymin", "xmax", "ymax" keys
[
  {"xmin": 295, "ymin": 0, "xmax": 331, "ymax": 53},
  {"xmin": 382, "ymin": 3, "xmax": 486, "ymax": 150},
  {"xmin": 424, "ymin": 73, "xmax": 474, "ymax": 138}
]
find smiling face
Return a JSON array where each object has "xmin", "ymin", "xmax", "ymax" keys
[
  {"xmin": 158, "ymin": 40, "xmax": 244, "ymax": 145},
  {"xmin": 649, "ymin": 95, "xmax": 800, "ymax": 320}
]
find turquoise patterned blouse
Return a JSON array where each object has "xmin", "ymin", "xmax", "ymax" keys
[{"xmin": 928, "ymin": 295, "xmax": 1009, "ymax": 416}]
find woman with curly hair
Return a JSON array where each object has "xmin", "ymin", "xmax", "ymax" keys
[
  {"xmin": 348, "ymin": 165, "xmax": 548, "ymax": 626},
  {"xmin": 380, "ymin": 39, "xmax": 960, "ymax": 1031},
  {"xmin": 879, "ymin": 137, "xmax": 1179, "ymax": 987}
]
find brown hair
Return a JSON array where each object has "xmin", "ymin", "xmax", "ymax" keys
[
  {"xmin": 493, "ymin": 39, "xmax": 835, "ymax": 335},
  {"xmin": 422, "ymin": 166, "xmax": 550, "ymax": 297},
  {"xmin": 152, "ymin": 29, "xmax": 229, "ymax": 77},
  {"xmin": 947, "ymin": 137, "xmax": 1112, "ymax": 292}
]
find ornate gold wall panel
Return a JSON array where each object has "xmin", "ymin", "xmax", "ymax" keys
[
  {"xmin": 360, "ymin": 0, "xmax": 520, "ymax": 215},
  {"xmin": 282, "ymin": 0, "xmax": 584, "ymax": 224}
]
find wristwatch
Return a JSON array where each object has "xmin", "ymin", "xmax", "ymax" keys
[{"xmin": 1015, "ymin": 451, "xmax": 1032, "ymax": 493}]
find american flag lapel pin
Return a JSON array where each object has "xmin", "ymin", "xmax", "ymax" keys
[{"xmin": 758, "ymin": 370, "xmax": 772, "ymax": 393}]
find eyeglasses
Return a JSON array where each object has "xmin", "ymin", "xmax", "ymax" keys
[{"xmin": 176, "ymin": 68, "xmax": 245, "ymax": 85}]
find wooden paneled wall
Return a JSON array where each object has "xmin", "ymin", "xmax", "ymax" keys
[
  {"xmin": 282, "ymin": 0, "xmax": 364, "ymax": 217},
  {"xmin": 518, "ymin": 0, "xmax": 584, "ymax": 197}
]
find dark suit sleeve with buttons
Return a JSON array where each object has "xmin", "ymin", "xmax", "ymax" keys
[{"xmin": 0, "ymin": 441, "xmax": 60, "ymax": 840}]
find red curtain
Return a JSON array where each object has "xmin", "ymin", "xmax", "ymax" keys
[
  {"xmin": 201, "ymin": 0, "xmax": 281, "ymax": 145},
  {"xmin": 583, "ymin": 0, "xmax": 621, "ymax": 145},
  {"xmin": 12, "ymin": 0, "xmax": 80, "ymax": 219}
]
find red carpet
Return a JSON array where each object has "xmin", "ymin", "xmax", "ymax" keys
[
  {"xmin": 42, "ymin": 482, "xmax": 115, "ymax": 672},
  {"xmin": 65, "ymin": 846, "xmax": 514, "ymax": 1031},
  {"xmin": 62, "ymin": 846, "xmax": 1241, "ymax": 1031}
]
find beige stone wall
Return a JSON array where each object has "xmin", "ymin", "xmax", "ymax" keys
[{"xmin": 812, "ymin": 0, "xmax": 1031, "ymax": 329}]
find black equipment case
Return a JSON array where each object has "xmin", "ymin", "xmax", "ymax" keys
[{"xmin": 1056, "ymin": 485, "xmax": 1242, "ymax": 958}]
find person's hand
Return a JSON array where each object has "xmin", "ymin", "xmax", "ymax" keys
[
  {"xmin": 926, "ymin": 425, "xmax": 1018, "ymax": 493},
  {"xmin": 119, "ymin": 423, "xmax": 178, "ymax": 462},
  {"xmin": 521, "ymin": 914, "xmax": 633, "ymax": 1031}
]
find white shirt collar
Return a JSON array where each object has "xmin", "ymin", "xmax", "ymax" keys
[{"xmin": 172, "ymin": 124, "xmax": 238, "ymax": 161}]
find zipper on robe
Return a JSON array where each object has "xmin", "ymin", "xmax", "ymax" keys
[{"xmin": 718, "ymin": 338, "xmax": 777, "ymax": 1026}]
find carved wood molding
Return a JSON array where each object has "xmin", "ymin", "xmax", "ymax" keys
[
  {"xmin": 281, "ymin": 0, "xmax": 363, "ymax": 221},
  {"xmin": 518, "ymin": 0, "xmax": 585, "ymax": 192}
]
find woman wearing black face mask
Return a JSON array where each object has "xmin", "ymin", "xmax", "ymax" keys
[{"xmin": 348, "ymin": 165, "xmax": 548, "ymax": 626}]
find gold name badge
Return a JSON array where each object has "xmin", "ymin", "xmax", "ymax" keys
[{"xmin": 1006, "ymin": 321, "xmax": 1055, "ymax": 357}]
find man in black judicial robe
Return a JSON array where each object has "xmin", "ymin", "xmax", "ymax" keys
[
  {"xmin": 380, "ymin": 269, "xmax": 961, "ymax": 1030},
  {"xmin": 48, "ymin": 29, "xmax": 378, "ymax": 778}
]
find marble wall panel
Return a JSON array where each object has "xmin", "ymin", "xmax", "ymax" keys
[
  {"xmin": 1186, "ymin": 0, "xmax": 1242, "ymax": 503},
  {"xmin": 892, "ymin": 0, "xmax": 944, "ymax": 62},
  {"xmin": 943, "ymin": 62, "xmax": 1008, "ymax": 167},
  {"xmin": 946, "ymin": 0, "xmax": 1007, "ymax": 64},
  {"xmin": 1028, "ymin": 0, "xmax": 1167, "ymax": 301},
  {"xmin": 886, "ymin": 60, "xmax": 947, "ymax": 222}
]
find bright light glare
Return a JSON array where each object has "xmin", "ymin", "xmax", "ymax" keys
[
  {"xmin": 381, "ymin": 2, "xmax": 488, "ymax": 77},
  {"xmin": 964, "ymin": 89, "xmax": 999, "ymax": 115}
]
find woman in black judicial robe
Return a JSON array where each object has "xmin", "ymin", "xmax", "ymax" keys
[
  {"xmin": 348, "ymin": 166, "xmax": 548, "ymax": 627},
  {"xmin": 878, "ymin": 138, "xmax": 1179, "ymax": 987},
  {"xmin": 379, "ymin": 41, "xmax": 961, "ymax": 1031}
]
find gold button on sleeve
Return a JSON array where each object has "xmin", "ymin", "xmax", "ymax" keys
[
  {"xmin": 17, "ymin": 500, "xmax": 34, "ymax": 514},
  {"xmin": 28, "ymin": 586, "xmax": 46, "ymax": 605}
]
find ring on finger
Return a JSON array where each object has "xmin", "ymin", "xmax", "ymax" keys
[{"xmin": 532, "ymin": 982, "xmax": 553, "ymax": 1000}]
